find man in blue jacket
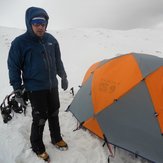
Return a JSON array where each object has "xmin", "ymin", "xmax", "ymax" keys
[{"xmin": 8, "ymin": 7, "xmax": 68, "ymax": 161}]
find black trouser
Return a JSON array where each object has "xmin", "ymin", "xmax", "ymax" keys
[{"xmin": 28, "ymin": 88, "xmax": 62, "ymax": 154}]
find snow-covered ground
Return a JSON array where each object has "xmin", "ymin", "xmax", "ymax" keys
[{"xmin": 0, "ymin": 26, "xmax": 163, "ymax": 163}]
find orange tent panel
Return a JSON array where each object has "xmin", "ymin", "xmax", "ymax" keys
[
  {"xmin": 92, "ymin": 54, "xmax": 143, "ymax": 113},
  {"xmin": 145, "ymin": 66, "xmax": 163, "ymax": 133},
  {"xmin": 83, "ymin": 117, "xmax": 104, "ymax": 139}
]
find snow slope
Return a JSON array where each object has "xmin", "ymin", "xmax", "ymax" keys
[{"xmin": 1, "ymin": 26, "xmax": 163, "ymax": 163}]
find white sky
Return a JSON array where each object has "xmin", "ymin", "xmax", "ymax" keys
[{"xmin": 1, "ymin": 0, "xmax": 163, "ymax": 30}]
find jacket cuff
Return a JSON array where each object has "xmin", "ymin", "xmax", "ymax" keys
[{"xmin": 13, "ymin": 85, "xmax": 22, "ymax": 91}]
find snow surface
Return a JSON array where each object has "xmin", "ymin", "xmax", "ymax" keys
[{"xmin": 0, "ymin": 26, "xmax": 163, "ymax": 163}]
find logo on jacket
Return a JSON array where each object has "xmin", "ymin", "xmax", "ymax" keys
[{"xmin": 48, "ymin": 42, "xmax": 53, "ymax": 46}]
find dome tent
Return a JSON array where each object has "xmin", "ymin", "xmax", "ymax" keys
[{"xmin": 68, "ymin": 53, "xmax": 163, "ymax": 163}]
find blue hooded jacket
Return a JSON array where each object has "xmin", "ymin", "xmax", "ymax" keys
[{"xmin": 8, "ymin": 7, "xmax": 67, "ymax": 91}]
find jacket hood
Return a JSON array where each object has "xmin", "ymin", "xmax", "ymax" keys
[{"xmin": 25, "ymin": 7, "xmax": 49, "ymax": 34}]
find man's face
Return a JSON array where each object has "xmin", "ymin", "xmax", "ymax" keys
[{"xmin": 32, "ymin": 23, "xmax": 46, "ymax": 37}]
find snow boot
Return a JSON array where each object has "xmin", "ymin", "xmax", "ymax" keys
[
  {"xmin": 52, "ymin": 139, "xmax": 68, "ymax": 151},
  {"xmin": 37, "ymin": 151, "xmax": 50, "ymax": 162}
]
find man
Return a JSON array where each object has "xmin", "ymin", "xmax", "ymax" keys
[{"xmin": 7, "ymin": 7, "xmax": 68, "ymax": 162}]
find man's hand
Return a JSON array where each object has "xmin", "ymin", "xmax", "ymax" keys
[
  {"xmin": 61, "ymin": 78, "xmax": 68, "ymax": 91},
  {"xmin": 14, "ymin": 89, "xmax": 26, "ymax": 106}
]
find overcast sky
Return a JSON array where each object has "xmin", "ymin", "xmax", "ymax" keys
[{"xmin": 1, "ymin": 0, "xmax": 163, "ymax": 30}]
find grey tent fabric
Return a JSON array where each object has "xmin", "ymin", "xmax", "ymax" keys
[
  {"xmin": 97, "ymin": 81, "xmax": 163, "ymax": 163},
  {"xmin": 133, "ymin": 53, "xmax": 163, "ymax": 78},
  {"xmin": 68, "ymin": 74, "xmax": 94, "ymax": 123}
]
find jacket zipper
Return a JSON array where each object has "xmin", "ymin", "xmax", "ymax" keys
[{"xmin": 40, "ymin": 41, "xmax": 52, "ymax": 90}]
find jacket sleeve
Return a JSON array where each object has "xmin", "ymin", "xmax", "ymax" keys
[
  {"xmin": 7, "ymin": 40, "xmax": 23, "ymax": 90},
  {"xmin": 55, "ymin": 41, "xmax": 67, "ymax": 79}
]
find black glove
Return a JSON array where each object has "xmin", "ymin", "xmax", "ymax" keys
[
  {"xmin": 14, "ymin": 89, "xmax": 26, "ymax": 107},
  {"xmin": 61, "ymin": 78, "xmax": 68, "ymax": 90}
]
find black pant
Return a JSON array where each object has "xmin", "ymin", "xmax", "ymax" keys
[{"xmin": 28, "ymin": 88, "xmax": 62, "ymax": 154}]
